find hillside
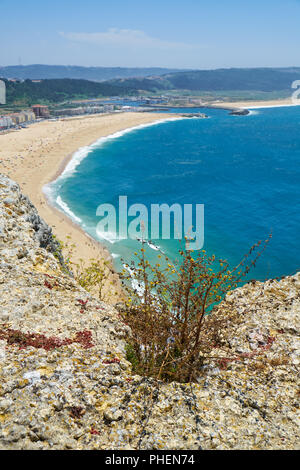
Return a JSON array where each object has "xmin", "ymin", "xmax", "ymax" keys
[
  {"xmin": 109, "ymin": 67, "xmax": 300, "ymax": 93},
  {"xmin": 3, "ymin": 78, "xmax": 131, "ymax": 105},
  {"xmin": 0, "ymin": 173, "xmax": 299, "ymax": 450},
  {"xmin": 3, "ymin": 67, "xmax": 300, "ymax": 106},
  {"xmin": 0, "ymin": 65, "xmax": 181, "ymax": 82}
]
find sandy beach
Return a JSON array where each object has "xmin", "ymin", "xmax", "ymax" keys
[
  {"xmin": 211, "ymin": 97, "xmax": 300, "ymax": 110},
  {"xmin": 0, "ymin": 111, "xmax": 177, "ymax": 303}
]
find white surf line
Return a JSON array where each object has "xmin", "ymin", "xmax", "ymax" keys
[
  {"xmin": 55, "ymin": 195, "xmax": 82, "ymax": 224},
  {"xmin": 243, "ymin": 103, "xmax": 300, "ymax": 110}
]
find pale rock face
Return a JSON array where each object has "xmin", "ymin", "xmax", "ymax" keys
[{"xmin": 0, "ymin": 173, "xmax": 299, "ymax": 450}]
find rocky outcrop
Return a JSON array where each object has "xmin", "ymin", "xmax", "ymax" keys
[
  {"xmin": 229, "ymin": 108, "xmax": 250, "ymax": 116},
  {"xmin": 0, "ymin": 174, "xmax": 299, "ymax": 450}
]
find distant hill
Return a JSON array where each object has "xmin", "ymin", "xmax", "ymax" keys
[
  {"xmin": 3, "ymin": 67, "xmax": 300, "ymax": 106},
  {"xmin": 0, "ymin": 65, "xmax": 182, "ymax": 81},
  {"xmin": 108, "ymin": 76, "xmax": 171, "ymax": 92},
  {"xmin": 3, "ymin": 78, "xmax": 131, "ymax": 105},
  {"xmin": 3, "ymin": 66, "xmax": 300, "ymax": 93},
  {"xmin": 108, "ymin": 67, "xmax": 300, "ymax": 93}
]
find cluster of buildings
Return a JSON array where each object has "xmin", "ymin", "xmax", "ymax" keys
[
  {"xmin": 0, "ymin": 110, "xmax": 35, "ymax": 130},
  {"xmin": 121, "ymin": 105, "xmax": 162, "ymax": 112},
  {"xmin": 0, "ymin": 101, "xmax": 118, "ymax": 130},
  {"xmin": 121, "ymin": 95, "xmax": 204, "ymax": 107},
  {"xmin": 8, "ymin": 110, "xmax": 36, "ymax": 125},
  {"xmin": 31, "ymin": 104, "xmax": 50, "ymax": 118},
  {"xmin": 52, "ymin": 103, "xmax": 114, "ymax": 117},
  {"xmin": 0, "ymin": 115, "xmax": 13, "ymax": 129},
  {"xmin": 0, "ymin": 91, "xmax": 197, "ymax": 132},
  {"xmin": 0, "ymin": 104, "xmax": 49, "ymax": 131}
]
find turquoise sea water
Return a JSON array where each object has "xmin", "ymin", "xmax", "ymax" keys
[{"xmin": 46, "ymin": 106, "xmax": 300, "ymax": 281}]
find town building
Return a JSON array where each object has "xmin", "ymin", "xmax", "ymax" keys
[
  {"xmin": 52, "ymin": 106, "xmax": 105, "ymax": 117},
  {"xmin": 9, "ymin": 113, "xmax": 25, "ymax": 125},
  {"xmin": 31, "ymin": 104, "xmax": 50, "ymax": 118},
  {"xmin": 8, "ymin": 111, "xmax": 36, "ymax": 125},
  {"xmin": 0, "ymin": 115, "xmax": 13, "ymax": 130},
  {"xmin": 21, "ymin": 110, "xmax": 36, "ymax": 122},
  {"xmin": 103, "ymin": 104, "xmax": 114, "ymax": 113}
]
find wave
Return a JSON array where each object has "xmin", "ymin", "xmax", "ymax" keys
[
  {"xmin": 147, "ymin": 241, "xmax": 160, "ymax": 251},
  {"xmin": 42, "ymin": 183, "xmax": 55, "ymax": 205},
  {"xmin": 136, "ymin": 237, "xmax": 165, "ymax": 253},
  {"xmin": 43, "ymin": 185, "xmax": 83, "ymax": 226},
  {"xmin": 96, "ymin": 226, "xmax": 118, "ymax": 244},
  {"xmin": 147, "ymin": 170, "xmax": 196, "ymax": 180},
  {"xmin": 56, "ymin": 195, "xmax": 82, "ymax": 223},
  {"xmin": 59, "ymin": 146, "xmax": 94, "ymax": 180},
  {"xmin": 175, "ymin": 159, "xmax": 203, "ymax": 165},
  {"xmin": 123, "ymin": 264, "xmax": 144, "ymax": 296},
  {"xmin": 249, "ymin": 104, "xmax": 299, "ymax": 109}
]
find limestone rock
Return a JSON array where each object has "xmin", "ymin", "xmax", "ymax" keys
[{"xmin": 0, "ymin": 173, "xmax": 299, "ymax": 450}]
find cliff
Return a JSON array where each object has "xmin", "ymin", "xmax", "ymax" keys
[{"xmin": 0, "ymin": 174, "xmax": 299, "ymax": 450}]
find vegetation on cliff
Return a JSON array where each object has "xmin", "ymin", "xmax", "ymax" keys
[
  {"xmin": 119, "ymin": 237, "xmax": 271, "ymax": 382},
  {"xmin": 0, "ymin": 173, "xmax": 299, "ymax": 450}
]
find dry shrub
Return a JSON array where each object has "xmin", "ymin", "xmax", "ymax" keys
[
  {"xmin": 56, "ymin": 235, "xmax": 121, "ymax": 303},
  {"xmin": 119, "ymin": 235, "xmax": 271, "ymax": 383}
]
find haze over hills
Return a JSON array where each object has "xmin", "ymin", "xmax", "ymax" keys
[
  {"xmin": 2, "ymin": 67, "xmax": 300, "ymax": 106},
  {"xmin": 0, "ymin": 64, "xmax": 183, "ymax": 81},
  {"xmin": 1, "ymin": 65, "xmax": 300, "ymax": 92},
  {"xmin": 109, "ymin": 67, "xmax": 300, "ymax": 92}
]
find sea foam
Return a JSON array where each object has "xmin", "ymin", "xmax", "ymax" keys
[{"xmin": 56, "ymin": 195, "xmax": 82, "ymax": 224}]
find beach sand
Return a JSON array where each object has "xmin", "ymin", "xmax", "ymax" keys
[
  {"xmin": 0, "ymin": 111, "xmax": 177, "ymax": 303},
  {"xmin": 211, "ymin": 97, "xmax": 300, "ymax": 110}
]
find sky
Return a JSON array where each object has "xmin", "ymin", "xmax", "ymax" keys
[{"xmin": 1, "ymin": 0, "xmax": 300, "ymax": 69}]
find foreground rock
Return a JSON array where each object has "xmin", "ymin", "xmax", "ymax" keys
[{"xmin": 0, "ymin": 174, "xmax": 299, "ymax": 450}]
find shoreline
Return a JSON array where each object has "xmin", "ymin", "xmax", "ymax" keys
[
  {"xmin": 48, "ymin": 115, "xmax": 185, "ymax": 185},
  {"xmin": 0, "ymin": 111, "xmax": 178, "ymax": 304},
  {"xmin": 210, "ymin": 98, "xmax": 300, "ymax": 110},
  {"xmin": 43, "ymin": 114, "xmax": 185, "ymax": 234}
]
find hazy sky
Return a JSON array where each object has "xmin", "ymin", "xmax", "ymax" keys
[{"xmin": 1, "ymin": 0, "xmax": 300, "ymax": 68}]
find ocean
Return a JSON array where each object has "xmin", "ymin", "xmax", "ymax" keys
[{"xmin": 45, "ymin": 106, "xmax": 300, "ymax": 281}]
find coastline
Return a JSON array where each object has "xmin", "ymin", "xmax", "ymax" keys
[
  {"xmin": 211, "ymin": 97, "xmax": 300, "ymax": 110},
  {"xmin": 0, "ymin": 111, "xmax": 178, "ymax": 303}
]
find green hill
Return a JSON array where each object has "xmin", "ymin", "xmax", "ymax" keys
[
  {"xmin": 3, "ymin": 67, "xmax": 300, "ymax": 106},
  {"xmin": 3, "ymin": 78, "xmax": 131, "ymax": 105},
  {"xmin": 0, "ymin": 65, "xmax": 181, "ymax": 81},
  {"xmin": 109, "ymin": 67, "xmax": 300, "ymax": 93}
]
